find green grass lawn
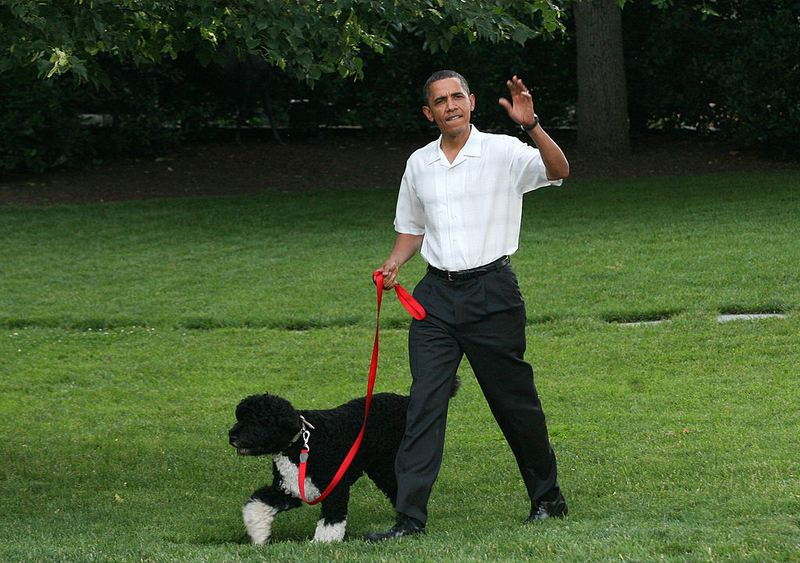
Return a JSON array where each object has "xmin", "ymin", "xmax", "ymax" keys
[{"xmin": 1, "ymin": 171, "xmax": 799, "ymax": 562}]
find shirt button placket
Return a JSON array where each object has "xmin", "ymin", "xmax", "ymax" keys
[{"xmin": 444, "ymin": 164, "xmax": 457, "ymax": 264}]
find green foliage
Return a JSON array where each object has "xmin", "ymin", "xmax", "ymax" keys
[
  {"xmin": 294, "ymin": 30, "xmax": 576, "ymax": 136},
  {"xmin": 1, "ymin": 0, "xmax": 569, "ymax": 173},
  {"xmin": 710, "ymin": 3, "xmax": 800, "ymax": 158},
  {"xmin": 0, "ymin": 63, "xmax": 187, "ymax": 173},
  {"xmin": 3, "ymin": 0, "xmax": 799, "ymax": 174},
  {"xmin": 625, "ymin": 0, "xmax": 800, "ymax": 157},
  {"xmin": 0, "ymin": 69, "xmax": 94, "ymax": 172},
  {"xmin": 0, "ymin": 0, "xmax": 565, "ymax": 85},
  {"xmin": 73, "ymin": 60, "xmax": 188, "ymax": 157}
]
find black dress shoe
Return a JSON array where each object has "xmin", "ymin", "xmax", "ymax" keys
[
  {"xmin": 526, "ymin": 492, "xmax": 568, "ymax": 523},
  {"xmin": 364, "ymin": 514, "xmax": 425, "ymax": 541}
]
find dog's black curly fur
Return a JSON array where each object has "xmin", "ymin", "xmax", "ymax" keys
[{"xmin": 229, "ymin": 378, "xmax": 459, "ymax": 543}]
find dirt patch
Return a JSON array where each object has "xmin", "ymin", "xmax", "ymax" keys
[{"xmin": 1, "ymin": 129, "xmax": 797, "ymax": 206}]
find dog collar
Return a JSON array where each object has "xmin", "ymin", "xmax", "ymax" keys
[{"xmin": 288, "ymin": 429, "xmax": 303, "ymax": 446}]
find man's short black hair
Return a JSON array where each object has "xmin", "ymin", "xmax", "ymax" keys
[{"xmin": 423, "ymin": 70, "xmax": 470, "ymax": 105}]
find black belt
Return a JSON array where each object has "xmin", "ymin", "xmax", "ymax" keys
[{"xmin": 427, "ymin": 256, "xmax": 510, "ymax": 281}]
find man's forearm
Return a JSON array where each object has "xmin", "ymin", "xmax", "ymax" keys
[
  {"xmin": 377, "ymin": 233, "xmax": 424, "ymax": 288},
  {"xmin": 388, "ymin": 233, "xmax": 424, "ymax": 269},
  {"xmin": 527, "ymin": 125, "xmax": 570, "ymax": 180}
]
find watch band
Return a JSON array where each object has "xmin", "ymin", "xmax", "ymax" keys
[{"xmin": 520, "ymin": 114, "xmax": 540, "ymax": 131}]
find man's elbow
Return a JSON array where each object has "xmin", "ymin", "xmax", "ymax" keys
[{"xmin": 548, "ymin": 162, "xmax": 570, "ymax": 181}]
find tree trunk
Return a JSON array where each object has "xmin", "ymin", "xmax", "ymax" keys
[{"xmin": 574, "ymin": 0, "xmax": 631, "ymax": 155}]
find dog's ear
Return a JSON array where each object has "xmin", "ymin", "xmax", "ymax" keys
[
  {"xmin": 281, "ymin": 412, "xmax": 303, "ymax": 435},
  {"xmin": 272, "ymin": 401, "xmax": 301, "ymax": 434}
]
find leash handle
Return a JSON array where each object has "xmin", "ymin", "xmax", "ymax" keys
[
  {"xmin": 298, "ymin": 272, "xmax": 425, "ymax": 504},
  {"xmin": 372, "ymin": 270, "xmax": 427, "ymax": 320},
  {"xmin": 393, "ymin": 283, "xmax": 426, "ymax": 320}
]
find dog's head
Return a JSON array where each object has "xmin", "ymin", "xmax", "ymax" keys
[{"xmin": 229, "ymin": 393, "xmax": 302, "ymax": 456}]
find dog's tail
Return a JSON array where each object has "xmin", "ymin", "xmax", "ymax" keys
[{"xmin": 450, "ymin": 374, "xmax": 461, "ymax": 397}]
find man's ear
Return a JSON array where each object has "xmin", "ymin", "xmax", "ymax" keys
[
  {"xmin": 470, "ymin": 93, "xmax": 476, "ymax": 112},
  {"xmin": 422, "ymin": 106, "xmax": 434, "ymax": 122}
]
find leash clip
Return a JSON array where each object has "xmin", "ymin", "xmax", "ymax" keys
[{"xmin": 299, "ymin": 415, "xmax": 314, "ymax": 452}]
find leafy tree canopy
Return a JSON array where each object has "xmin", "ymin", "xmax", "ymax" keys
[{"xmin": 0, "ymin": 0, "xmax": 566, "ymax": 85}]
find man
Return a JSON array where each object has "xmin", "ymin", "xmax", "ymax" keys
[{"xmin": 366, "ymin": 70, "xmax": 570, "ymax": 541}]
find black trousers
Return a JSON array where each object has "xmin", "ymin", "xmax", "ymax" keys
[{"xmin": 395, "ymin": 262, "xmax": 560, "ymax": 525}]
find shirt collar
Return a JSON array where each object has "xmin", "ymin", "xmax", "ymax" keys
[{"xmin": 428, "ymin": 125, "xmax": 483, "ymax": 166}]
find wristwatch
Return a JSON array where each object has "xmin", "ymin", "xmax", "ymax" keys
[{"xmin": 520, "ymin": 114, "xmax": 540, "ymax": 131}]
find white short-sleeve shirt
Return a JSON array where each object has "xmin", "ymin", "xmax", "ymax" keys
[{"xmin": 394, "ymin": 126, "xmax": 562, "ymax": 271}]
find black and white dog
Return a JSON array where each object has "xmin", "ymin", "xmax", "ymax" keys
[{"xmin": 229, "ymin": 379, "xmax": 459, "ymax": 543}]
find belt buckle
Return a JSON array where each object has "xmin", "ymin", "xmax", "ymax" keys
[{"xmin": 447, "ymin": 270, "xmax": 453, "ymax": 281}]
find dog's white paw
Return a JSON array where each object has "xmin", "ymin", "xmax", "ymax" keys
[
  {"xmin": 312, "ymin": 519, "xmax": 347, "ymax": 542},
  {"xmin": 243, "ymin": 499, "xmax": 278, "ymax": 545}
]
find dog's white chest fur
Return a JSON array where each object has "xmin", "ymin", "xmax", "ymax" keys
[{"xmin": 274, "ymin": 454, "xmax": 322, "ymax": 502}]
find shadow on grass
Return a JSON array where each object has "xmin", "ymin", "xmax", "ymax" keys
[{"xmin": 601, "ymin": 309, "xmax": 679, "ymax": 325}]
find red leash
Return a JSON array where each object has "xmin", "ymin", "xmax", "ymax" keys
[{"xmin": 298, "ymin": 272, "xmax": 425, "ymax": 504}]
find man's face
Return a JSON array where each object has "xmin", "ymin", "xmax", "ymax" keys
[{"xmin": 422, "ymin": 77, "xmax": 476, "ymax": 137}]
